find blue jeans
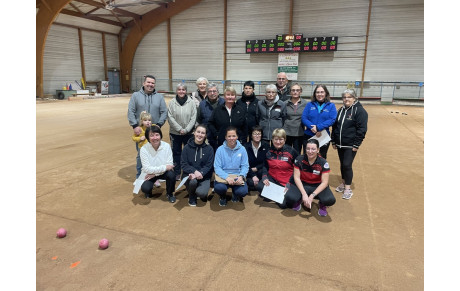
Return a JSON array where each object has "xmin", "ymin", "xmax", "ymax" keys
[
  {"xmin": 136, "ymin": 143, "xmax": 141, "ymax": 178},
  {"xmin": 214, "ymin": 181, "xmax": 248, "ymax": 200}
]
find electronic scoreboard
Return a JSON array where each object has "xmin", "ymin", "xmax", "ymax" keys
[{"xmin": 246, "ymin": 34, "xmax": 338, "ymax": 54}]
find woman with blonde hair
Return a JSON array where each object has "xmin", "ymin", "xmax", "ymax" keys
[
  {"xmin": 208, "ymin": 86, "xmax": 248, "ymax": 147},
  {"xmin": 331, "ymin": 89, "xmax": 368, "ymax": 200}
]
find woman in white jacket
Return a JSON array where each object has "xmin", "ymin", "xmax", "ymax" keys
[
  {"xmin": 167, "ymin": 83, "xmax": 197, "ymax": 180},
  {"xmin": 140, "ymin": 125, "xmax": 177, "ymax": 203}
]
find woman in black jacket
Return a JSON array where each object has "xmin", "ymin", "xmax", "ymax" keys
[
  {"xmin": 243, "ymin": 125, "xmax": 269, "ymax": 193},
  {"xmin": 236, "ymin": 80, "xmax": 259, "ymax": 142},
  {"xmin": 180, "ymin": 124, "xmax": 214, "ymax": 206},
  {"xmin": 331, "ymin": 89, "xmax": 368, "ymax": 200},
  {"xmin": 208, "ymin": 86, "xmax": 248, "ymax": 147}
]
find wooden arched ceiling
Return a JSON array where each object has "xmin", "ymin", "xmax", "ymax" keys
[{"xmin": 36, "ymin": 0, "xmax": 201, "ymax": 97}]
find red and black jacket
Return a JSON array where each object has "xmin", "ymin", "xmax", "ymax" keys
[{"xmin": 261, "ymin": 144, "xmax": 298, "ymax": 186}]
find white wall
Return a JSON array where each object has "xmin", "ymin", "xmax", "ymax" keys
[
  {"xmin": 44, "ymin": 0, "xmax": 424, "ymax": 98},
  {"xmin": 43, "ymin": 25, "xmax": 121, "ymax": 94}
]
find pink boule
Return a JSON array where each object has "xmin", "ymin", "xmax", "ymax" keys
[
  {"xmin": 99, "ymin": 238, "xmax": 109, "ymax": 249},
  {"xmin": 56, "ymin": 228, "xmax": 67, "ymax": 238}
]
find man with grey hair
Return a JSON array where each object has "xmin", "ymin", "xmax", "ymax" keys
[{"xmin": 276, "ymin": 72, "xmax": 291, "ymax": 102}]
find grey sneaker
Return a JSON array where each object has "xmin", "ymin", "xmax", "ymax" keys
[
  {"xmin": 335, "ymin": 183, "xmax": 345, "ymax": 192},
  {"xmin": 342, "ymin": 189, "xmax": 353, "ymax": 200}
]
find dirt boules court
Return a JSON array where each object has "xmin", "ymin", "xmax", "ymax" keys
[{"xmin": 36, "ymin": 96, "xmax": 423, "ymax": 290}]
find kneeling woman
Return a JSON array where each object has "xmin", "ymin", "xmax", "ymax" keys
[
  {"xmin": 180, "ymin": 124, "xmax": 214, "ymax": 206},
  {"xmin": 140, "ymin": 125, "xmax": 177, "ymax": 203},
  {"xmin": 214, "ymin": 126, "xmax": 249, "ymax": 206},
  {"xmin": 283, "ymin": 139, "xmax": 336, "ymax": 216}
]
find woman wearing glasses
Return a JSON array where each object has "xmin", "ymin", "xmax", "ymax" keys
[
  {"xmin": 283, "ymin": 83, "xmax": 307, "ymax": 154},
  {"xmin": 331, "ymin": 89, "xmax": 368, "ymax": 200},
  {"xmin": 243, "ymin": 125, "xmax": 270, "ymax": 193},
  {"xmin": 256, "ymin": 84, "xmax": 287, "ymax": 144},
  {"xmin": 301, "ymin": 84, "xmax": 337, "ymax": 159}
]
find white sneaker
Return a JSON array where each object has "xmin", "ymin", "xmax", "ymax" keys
[
  {"xmin": 335, "ymin": 183, "xmax": 345, "ymax": 192},
  {"xmin": 342, "ymin": 189, "xmax": 353, "ymax": 200}
]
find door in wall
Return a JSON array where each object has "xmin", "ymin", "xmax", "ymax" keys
[{"xmin": 108, "ymin": 70, "xmax": 121, "ymax": 94}]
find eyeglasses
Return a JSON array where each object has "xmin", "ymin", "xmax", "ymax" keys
[
  {"xmin": 291, "ymin": 89, "xmax": 301, "ymax": 92},
  {"xmin": 252, "ymin": 133, "xmax": 261, "ymax": 136}
]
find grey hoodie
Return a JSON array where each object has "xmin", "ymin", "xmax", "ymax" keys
[{"xmin": 127, "ymin": 87, "xmax": 167, "ymax": 128}]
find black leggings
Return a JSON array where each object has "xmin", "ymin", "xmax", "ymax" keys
[
  {"xmin": 283, "ymin": 183, "xmax": 336, "ymax": 208},
  {"xmin": 141, "ymin": 170, "xmax": 176, "ymax": 197},
  {"xmin": 337, "ymin": 148, "xmax": 357, "ymax": 185}
]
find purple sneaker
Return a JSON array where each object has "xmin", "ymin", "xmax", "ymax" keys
[
  {"xmin": 318, "ymin": 203, "xmax": 328, "ymax": 216},
  {"xmin": 292, "ymin": 200, "xmax": 302, "ymax": 211}
]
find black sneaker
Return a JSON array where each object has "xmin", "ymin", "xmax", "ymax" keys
[
  {"xmin": 219, "ymin": 197, "xmax": 227, "ymax": 207},
  {"xmin": 188, "ymin": 199, "xmax": 197, "ymax": 207},
  {"xmin": 167, "ymin": 194, "xmax": 176, "ymax": 203},
  {"xmin": 231, "ymin": 193, "xmax": 239, "ymax": 203}
]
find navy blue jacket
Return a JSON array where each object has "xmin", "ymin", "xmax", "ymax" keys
[
  {"xmin": 197, "ymin": 96, "xmax": 224, "ymax": 126},
  {"xmin": 180, "ymin": 137, "xmax": 214, "ymax": 180},
  {"xmin": 243, "ymin": 141, "xmax": 270, "ymax": 179}
]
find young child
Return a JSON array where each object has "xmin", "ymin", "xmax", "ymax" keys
[{"xmin": 132, "ymin": 112, "xmax": 153, "ymax": 177}]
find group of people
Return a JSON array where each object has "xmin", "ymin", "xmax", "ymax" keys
[{"xmin": 127, "ymin": 73, "xmax": 368, "ymax": 216}]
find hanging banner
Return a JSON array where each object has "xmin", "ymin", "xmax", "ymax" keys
[{"xmin": 278, "ymin": 53, "xmax": 299, "ymax": 80}]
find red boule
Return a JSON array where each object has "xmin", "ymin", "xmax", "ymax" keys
[
  {"xmin": 56, "ymin": 228, "xmax": 67, "ymax": 238},
  {"xmin": 99, "ymin": 238, "xmax": 109, "ymax": 249}
]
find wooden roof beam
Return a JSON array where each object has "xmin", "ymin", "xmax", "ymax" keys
[{"xmin": 61, "ymin": 9, "xmax": 124, "ymax": 27}]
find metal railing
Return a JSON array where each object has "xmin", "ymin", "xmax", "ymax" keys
[{"xmin": 133, "ymin": 77, "xmax": 424, "ymax": 103}]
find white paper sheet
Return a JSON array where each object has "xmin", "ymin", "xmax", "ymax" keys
[
  {"xmin": 260, "ymin": 183, "xmax": 286, "ymax": 204},
  {"xmin": 175, "ymin": 176, "xmax": 189, "ymax": 191},
  {"xmin": 133, "ymin": 179, "xmax": 145, "ymax": 194},
  {"xmin": 308, "ymin": 129, "xmax": 331, "ymax": 147}
]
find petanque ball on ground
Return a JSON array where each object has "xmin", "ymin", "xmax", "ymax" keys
[
  {"xmin": 99, "ymin": 238, "xmax": 109, "ymax": 249},
  {"xmin": 56, "ymin": 228, "xmax": 67, "ymax": 238}
]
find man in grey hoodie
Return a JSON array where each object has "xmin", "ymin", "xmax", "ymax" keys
[{"xmin": 127, "ymin": 75, "xmax": 167, "ymax": 136}]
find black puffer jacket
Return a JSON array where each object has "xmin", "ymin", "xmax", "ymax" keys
[{"xmin": 331, "ymin": 101, "xmax": 368, "ymax": 149}]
